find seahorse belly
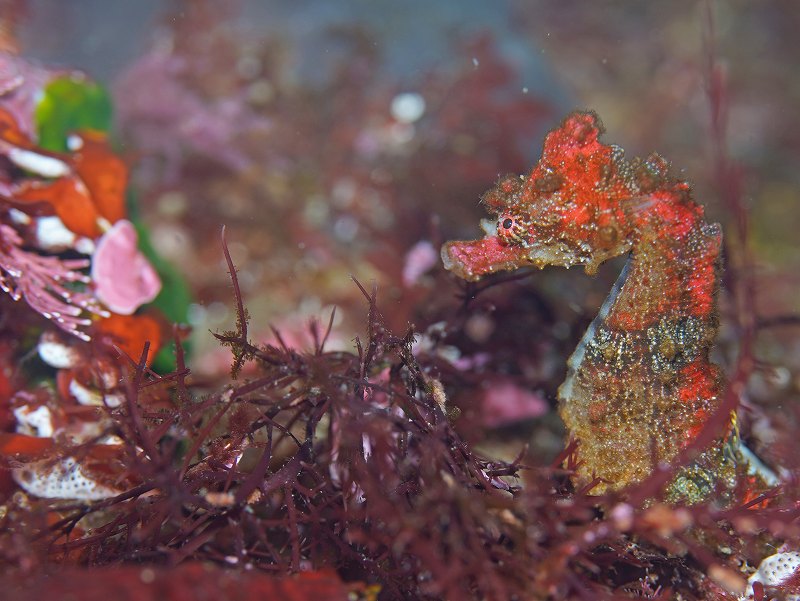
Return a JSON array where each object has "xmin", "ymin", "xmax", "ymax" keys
[{"xmin": 558, "ymin": 221, "xmax": 727, "ymax": 494}]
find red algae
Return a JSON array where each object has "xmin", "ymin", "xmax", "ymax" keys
[
  {"xmin": 3, "ymin": 564, "xmax": 364, "ymax": 601},
  {"xmin": 1, "ymin": 4, "xmax": 799, "ymax": 601}
]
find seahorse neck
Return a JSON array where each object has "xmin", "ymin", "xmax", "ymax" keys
[{"xmin": 603, "ymin": 198, "xmax": 722, "ymax": 333}]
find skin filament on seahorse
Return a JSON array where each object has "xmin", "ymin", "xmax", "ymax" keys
[{"xmin": 442, "ymin": 111, "xmax": 746, "ymax": 501}]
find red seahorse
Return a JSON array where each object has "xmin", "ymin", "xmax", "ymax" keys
[{"xmin": 442, "ymin": 111, "xmax": 758, "ymax": 500}]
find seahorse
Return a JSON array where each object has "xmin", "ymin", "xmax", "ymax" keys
[{"xmin": 442, "ymin": 111, "xmax": 756, "ymax": 501}]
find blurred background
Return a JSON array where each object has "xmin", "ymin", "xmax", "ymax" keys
[{"xmin": 11, "ymin": 0, "xmax": 800, "ymax": 457}]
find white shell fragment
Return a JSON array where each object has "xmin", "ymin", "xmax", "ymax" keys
[
  {"xmin": 13, "ymin": 456, "xmax": 122, "ymax": 500},
  {"xmin": 13, "ymin": 404, "xmax": 55, "ymax": 438},
  {"xmin": 74, "ymin": 237, "xmax": 96, "ymax": 255},
  {"xmin": 740, "ymin": 551, "xmax": 800, "ymax": 600},
  {"xmin": 7, "ymin": 147, "xmax": 71, "ymax": 178},
  {"xmin": 36, "ymin": 216, "xmax": 77, "ymax": 251},
  {"xmin": 69, "ymin": 378, "xmax": 123, "ymax": 408},
  {"xmin": 38, "ymin": 333, "xmax": 81, "ymax": 369},
  {"xmin": 7, "ymin": 208, "xmax": 31, "ymax": 224}
]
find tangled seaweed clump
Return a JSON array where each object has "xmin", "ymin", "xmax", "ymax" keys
[
  {"xmin": 0, "ymin": 3, "xmax": 799, "ymax": 600},
  {"xmin": 0, "ymin": 230, "xmax": 798, "ymax": 600},
  {"xmin": 0, "ymin": 231, "xmax": 534, "ymax": 598}
]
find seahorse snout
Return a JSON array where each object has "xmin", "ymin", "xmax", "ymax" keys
[{"xmin": 441, "ymin": 236, "xmax": 528, "ymax": 282}]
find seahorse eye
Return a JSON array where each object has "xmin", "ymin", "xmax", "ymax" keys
[{"xmin": 497, "ymin": 213, "xmax": 527, "ymax": 246}]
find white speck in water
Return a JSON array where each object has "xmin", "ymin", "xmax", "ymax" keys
[
  {"xmin": 522, "ymin": 87, "xmax": 529, "ymax": 94},
  {"xmin": 472, "ymin": 57, "xmax": 479, "ymax": 68},
  {"xmin": 187, "ymin": 303, "xmax": 207, "ymax": 326},
  {"xmin": 236, "ymin": 54, "xmax": 262, "ymax": 80},
  {"xmin": 333, "ymin": 216, "xmax": 359, "ymax": 242},
  {"xmin": 390, "ymin": 92, "xmax": 426, "ymax": 124}
]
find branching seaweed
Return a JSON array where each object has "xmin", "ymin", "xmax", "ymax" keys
[{"xmin": 0, "ymin": 221, "xmax": 796, "ymax": 600}]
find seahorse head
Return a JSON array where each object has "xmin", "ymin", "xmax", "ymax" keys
[{"xmin": 442, "ymin": 111, "xmax": 671, "ymax": 281}]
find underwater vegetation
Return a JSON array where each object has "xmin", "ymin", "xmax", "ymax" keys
[{"xmin": 0, "ymin": 1, "xmax": 799, "ymax": 600}]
